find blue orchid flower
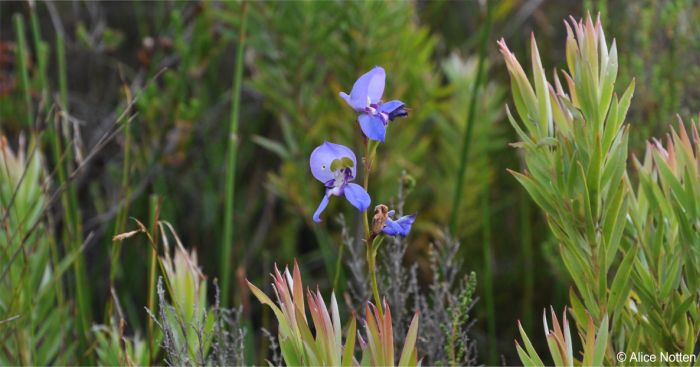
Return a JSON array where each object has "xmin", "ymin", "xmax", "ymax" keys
[
  {"xmin": 382, "ymin": 210, "xmax": 416, "ymax": 237},
  {"xmin": 339, "ymin": 66, "xmax": 408, "ymax": 142},
  {"xmin": 310, "ymin": 142, "xmax": 371, "ymax": 223}
]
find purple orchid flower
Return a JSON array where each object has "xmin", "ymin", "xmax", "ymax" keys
[
  {"xmin": 310, "ymin": 141, "xmax": 371, "ymax": 223},
  {"xmin": 382, "ymin": 209, "xmax": 416, "ymax": 237},
  {"xmin": 339, "ymin": 66, "xmax": 408, "ymax": 142}
]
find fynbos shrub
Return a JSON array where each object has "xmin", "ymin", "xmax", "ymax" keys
[{"xmin": 502, "ymin": 13, "xmax": 700, "ymax": 365}]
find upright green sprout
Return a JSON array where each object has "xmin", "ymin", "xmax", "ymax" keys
[
  {"xmin": 0, "ymin": 136, "xmax": 73, "ymax": 365},
  {"xmin": 247, "ymin": 261, "xmax": 420, "ymax": 366},
  {"xmin": 503, "ymin": 13, "xmax": 700, "ymax": 365}
]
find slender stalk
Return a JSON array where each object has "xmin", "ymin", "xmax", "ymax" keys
[
  {"xmin": 57, "ymin": 31, "xmax": 93, "ymax": 362},
  {"xmin": 481, "ymin": 187, "xmax": 497, "ymax": 365},
  {"xmin": 29, "ymin": 4, "xmax": 48, "ymax": 113},
  {"xmin": 13, "ymin": 14, "xmax": 33, "ymax": 128},
  {"xmin": 221, "ymin": 1, "xmax": 248, "ymax": 307},
  {"xmin": 367, "ymin": 244, "xmax": 382, "ymax": 313},
  {"xmin": 105, "ymin": 79, "xmax": 134, "ymax": 329},
  {"xmin": 147, "ymin": 195, "xmax": 161, "ymax": 362},
  {"xmin": 28, "ymin": 4, "xmax": 66, "ymax": 319},
  {"xmin": 448, "ymin": 0, "xmax": 493, "ymax": 234},
  {"xmin": 362, "ymin": 139, "xmax": 383, "ymax": 315},
  {"xmin": 109, "ymin": 88, "xmax": 133, "ymax": 285}
]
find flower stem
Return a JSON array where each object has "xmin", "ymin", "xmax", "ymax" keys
[
  {"xmin": 367, "ymin": 240, "xmax": 383, "ymax": 316},
  {"xmin": 362, "ymin": 138, "xmax": 383, "ymax": 316}
]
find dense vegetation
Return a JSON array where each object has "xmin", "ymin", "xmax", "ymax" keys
[{"xmin": 1, "ymin": 1, "xmax": 700, "ymax": 365}]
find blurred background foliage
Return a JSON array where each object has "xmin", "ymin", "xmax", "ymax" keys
[{"xmin": 1, "ymin": 0, "xmax": 699, "ymax": 364}]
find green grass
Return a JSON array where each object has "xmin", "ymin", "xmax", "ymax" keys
[
  {"xmin": 220, "ymin": 1, "xmax": 248, "ymax": 308},
  {"xmin": 2, "ymin": 2, "xmax": 700, "ymax": 365}
]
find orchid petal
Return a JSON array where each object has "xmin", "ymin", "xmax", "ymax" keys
[
  {"xmin": 382, "ymin": 214, "xmax": 416, "ymax": 237},
  {"xmin": 343, "ymin": 183, "xmax": 371, "ymax": 212},
  {"xmin": 380, "ymin": 100, "xmax": 408, "ymax": 121},
  {"xmin": 358, "ymin": 114, "xmax": 387, "ymax": 142},
  {"xmin": 342, "ymin": 67, "xmax": 386, "ymax": 110},
  {"xmin": 309, "ymin": 142, "xmax": 357, "ymax": 183},
  {"xmin": 339, "ymin": 92, "xmax": 352, "ymax": 108},
  {"xmin": 313, "ymin": 192, "xmax": 331, "ymax": 223},
  {"xmin": 364, "ymin": 67, "xmax": 386, "ymax": 104},
  {"xmin": 378, "ymin": 100, "xmax": 404, "ymax": 114}
]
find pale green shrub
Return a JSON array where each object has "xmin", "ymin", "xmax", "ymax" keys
[
  {"xmin": 0, "ymin": 136, "xmax": 74, "ymax": 365},
  {"xmin": 502, "ymin": 14, "xmax": 700, "ymax": 365}
]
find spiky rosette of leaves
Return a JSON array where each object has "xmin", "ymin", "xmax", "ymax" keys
[
  {"xmin": 247, "ymin": 261, "xmax": 356, "ymax": 366},
  {"xmin": 247, "ymin": 261, "xmax": 421, "ymax": 366},
  {"xmin": 358, "ymin": 300, "xmax": 420, "ymax": 366},
  {"xmin": 516, "ymin": 308, "xmax": 609, "ymax": 367},
  {"xmin": 155, "ymin": 222, "xmax": 215, "ymax": 365}
]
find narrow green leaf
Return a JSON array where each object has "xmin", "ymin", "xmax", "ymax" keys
[
  {"xmin": 251, "ymin": 135, "xmax": 290, "ymax": 159},
  {"xmin": 342, "ymin": 316, "xmax": 357, "ymax": 367},
  {"xmin": 398, "ymin": 312, "xmax": 419, "ymax": 366},
  {"xmin": 598, "ymin": 40, "xmax": 617, "ymax": 123},
  {"xmin": 607, "ymin": 246, "xmax": 637, "ymax": 314},
  {"xmin": 616, "ymin": 80, "xmax": 635, "ymax": 126},
  {"xmin": 516, "ymin": 321, "xmax": 545, "ymax": 366},
  {"xmin": 591, "ymin": 315, "xmax": 609, "ymax": 366},
  {"xmin": 515, "ymin": 342, "xmax": 537, "ymax": 367}
]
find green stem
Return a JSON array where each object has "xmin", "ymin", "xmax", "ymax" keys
[
  {"xmin": 448, "ymin": 0, "xmax": 493, "ymax": 234},
  {"xmin": 367, "ymin": 242, "xmax": 383, "ymax": 316},
  {"xmin": 56, "ymin": 31, "xmax": 93, "ymax": 363},
  {"xmin": 14, "ymin": 14, "xmax": 33, "ymax": 128},
  {"xmin": 221, "ymin": 1, "xmax": 248, "ymax": 307},
  {"xmin": 147, "ymin": 195, "xmax": 161, "ymax": 362},
  {"xmin": 29, "ymin": 4, "xmax": 48, "ymax": 113},
  {"xmin": 110, "ymin": 95, "xmax": 133, "ymax": 285},
  {"xmin": 362, "ymin": 139, "xmax": 382, "ymax": 316}
]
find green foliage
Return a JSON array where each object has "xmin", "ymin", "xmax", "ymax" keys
[
  {"xmin": 245, "ymin": 0, "xmax": 502, "ymax": 248},
  {"xmin": 0, "ymin": 137, "xmax": 74, "ymax": 365},
  {"xmin": 247, "ymin": 261, "xmax": 420, "ymax": 366},
  {"xmin": 93, "ymin": 319, "xmax": 151, "ymax": 367},
  {"xmin": 627, "ymin": 120, "xmax": 700, "ymax": 355},
  {"xmin": 3, "ymin": 1, "xmax": 699, "ymax": 364},
  {"xmin": 516, "ymin": 308, "xmax": 609, "ymax": 367},
  {"xmin": 442, "ymin": 271, "xmax": 477, "ymax": 366},
  {"xmin": 156, "ymin": 222, "xmax": 215, "ymax": 364},
  {"xmin": 503, "ymin": 13, "xmax": 700, "ymax": 365}
]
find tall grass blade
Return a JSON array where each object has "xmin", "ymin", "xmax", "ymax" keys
[
  {"xmin": 56, "ymin": 30, "xmax": 93, "ymax": 362},
  {"xmin": 449, "ymin": 0, "xmax": 493, "ymax": 234},
  {"xmin": 221, "ymin": 1, "xmax": 248, "ymax": 307},
  {"xmin": 147, "ymin": 195, "xmax": 162, "ymax": 362},
  {"xmin": 13, "ymin": 14, "xmax": 33, "ymax": 127}
]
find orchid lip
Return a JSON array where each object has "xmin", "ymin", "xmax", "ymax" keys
[{"xmin": 324, "ymin": 167, "xmax": 353, "ymax": 189}]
